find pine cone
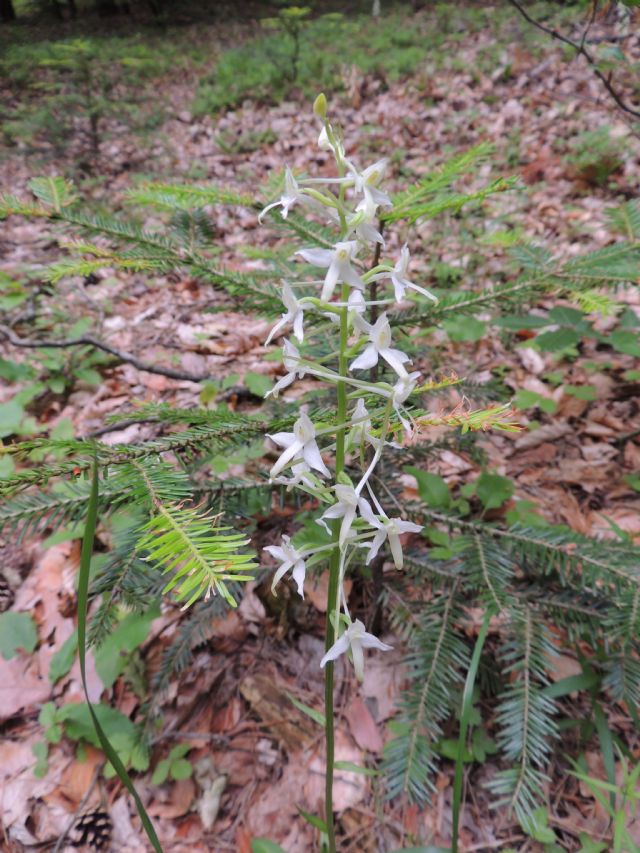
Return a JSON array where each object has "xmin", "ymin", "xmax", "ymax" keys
[
  {"xmin": 69, "ymin": 810, "xmax": 112, "ymax": 850},
  {"xmin": 0, "ymin": 574, "xmax": 14, "ymax": 613}
]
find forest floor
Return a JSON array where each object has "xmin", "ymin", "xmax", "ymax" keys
[{"xmin": 1, "ymin": 3, "xmax": 639, "ymax": 852}]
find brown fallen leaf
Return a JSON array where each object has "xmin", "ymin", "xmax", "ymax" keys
[
  {"xmin": 345, "ymin": 695, "xmax": 384, "ymax": 754},
  {"xmin": 44, "ymin": 747, "xmax": 103, "ymax": 810},
  {"xmin": 513, "ymin": 422, "xmax": 572, "ymax": 450},
  {"xmin": 148, "ymin": 778, "xmax": 196, "ymax": 819},
  {"xmin": 0, "ymin": 654, "xmax": 51, "ymax": 724},
  {"xmin": 303, "ymin": 728, "xmax": 367, "ymax": 813},
  {"xmin": 305, "ymin": 570, "xmax": 352, "ymax": 614}
]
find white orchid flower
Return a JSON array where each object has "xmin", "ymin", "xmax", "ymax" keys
[
  {"xmin": 265, "ymin": 281, "xmax": 306, "ymax": 345},
  {"xmin": 264, "ymin": 535, "xmax": 307, "ymax": 597},
  {"xmin": 273, "ymin": 460, "xmax": 317, "ymax": 490},
  {"xmin": 348, "ymin": 209, "xmax": 385, "ymax": 246},
  {"xmin": 348, "ymin": 158, "xmax": 392, "ymax": 220},
  {"xmin": 265, "ymin": 340, "xmax": 307, "ymax": 398},
  {"xmin": 318, "ymin": 125, "xmax": 345, "ymax": 163},
  {"xmin": 390, "ymin": 370, "xmax": 421, "ymax": 433},
  {"xmin": 318, "ymin": 483, "xmax": 373, "ymax": 547},
  {"xmin": 320, "ymin": 618, "xmax": 393, "ymax": 681},
  {"xmin": 347, "ymin": 399, "xmax": 380, "ymax": 452},
  {"xmin": 325, "ymin": 205, "xmax": 384, "ymax": 247},
  {"xmin": 374, "ymin": 244, "xmax": 437, "ymax": 303},
  {"xmin": 349, "ymin": 313, "xmax": 411, "ymax": 378},
  {"xmin": 297, "ymin": 241, "xmax": 365, "ymax": 302},
  {"xmin": 358, "ymin": 502, "xmax": 422, "ymax": 569},
  {"xmin": 259, "ymin": 167, "xmax": 305, "ymax": 222},
  {"xmin": 268, "ymin": 412, "xmax": 330, "ymax": 480},
  {"xmin": 348, "ymin": 289, "xmax": 367, "ymax": 316}
]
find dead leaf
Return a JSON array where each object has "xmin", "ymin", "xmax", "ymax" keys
[
  {"xmin": 345, "ymin": 696, "xmax": 383, "ymax": 754},
  {"xmin": 303, "ymin": 729, "xmax": 367, "ymax": 813},
  {"xmin": 148, "ymin": 778, "xmax": 196, "ymax": 819}
]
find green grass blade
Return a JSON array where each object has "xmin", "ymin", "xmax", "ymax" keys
[
  {"xmin": 451, "ymin": 608, "xmax": 492, "ymax": 853},
  {"xmin": 78, "ymin": 453, "xmax": 163, "ymax": 853},
  {"xmin": 593, "ymin": 700, "xmax": 617, "ymax": 812}
]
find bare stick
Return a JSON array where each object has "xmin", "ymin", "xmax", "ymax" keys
[
  {"xmin": 505, "ymin": 0, "xmax": 640, "ymax": 119},
  {"xmin": 0, "ymin": 324, "xmax": 212, "ymax": 383}
]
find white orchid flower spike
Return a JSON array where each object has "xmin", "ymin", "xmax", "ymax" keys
[
  {"xmin": 297, "ymin": 241, "xmax": 364, "ymax": 302},
  {"xmin": 320, "ymin": 619, "xmax": 393, "ymax": 681},
  {"xmin": 264, "ymin": 535, "xmax": 307, "ymax": 597},
  {"xmin": 268, "ymin": 412, "xmax": 330, "ymax": 480},
  {"xmin": 265, "ymin": 281, "xmax": 306, "ymax": 345},
  {"xmin": 374, "ymin": 244, "xmax": 438, "ymax": 304},
  {"xmin": 350, "ymin": 313, "xmax": 411, "ymax": 378}
]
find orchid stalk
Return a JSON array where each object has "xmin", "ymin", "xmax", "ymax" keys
[{"xmin": 259, "ymin": 93, "xmax": 437, "ymax": 850}]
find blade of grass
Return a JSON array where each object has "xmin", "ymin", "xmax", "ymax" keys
[
  {"xmin": 451, "ymin": 608, "xmax": 492, "ymax": 853},
  {"xmin": 593, "ymin": 700, "xmax": 617, "ymax": 812},
  {"xmin": 78, "ymin": 454, "xmax": 163, "ymax": 853}
]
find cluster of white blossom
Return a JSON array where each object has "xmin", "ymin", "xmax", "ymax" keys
[{"xmin": 261, "ymin": 96, "xmax": 435, "ymax": 681}]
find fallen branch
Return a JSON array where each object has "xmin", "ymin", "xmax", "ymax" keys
[
  {"xmin": 505, "ymin": 0, "xmax": 640, "ymax": 120},
  {"xmin": 0, "ymin": 324, "xmax": 212, "ymax": 383}
]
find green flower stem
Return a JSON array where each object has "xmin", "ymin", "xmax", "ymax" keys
[
  {"xmin": 361, "ymin": 264, "xmax": 389, "ymax": 282},
  {"xmin": 302, "ymin": 187, "xmax": 339, "ymax": 209},
  {"xmin": 324, "ymin": 285, "xmax": 349, "ymax": 853}
]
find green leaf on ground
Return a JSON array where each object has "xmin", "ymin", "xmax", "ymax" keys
[
  {"xmin": 0, "ymin": 611, "xmax": 38, "ymax": 659},
  {"xmin": 49, "ymin": 630, "xmax": 78, "ymax": 683},
  {"xmin": 406, "ymin": 467, "xmax": 451, "ymax": 509}
]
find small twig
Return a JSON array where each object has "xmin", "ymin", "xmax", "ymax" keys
[
  {"xmin": 505, "ymin": 0, "xmax": 640, "ymax": 119},
  {"xmin": 0, "ymin": 324, "xmax": 212, "ymax": 383},
  {"xmin": 614, "ymin": 426, "xmax": 640, "ymax": 446},
  {"xmin": 578, "ymin": 0, "xmax": 599, "ymax": 55},
  {"xmin": 86, "ymin": 417, "xmax": 161, "ymax": 438}
]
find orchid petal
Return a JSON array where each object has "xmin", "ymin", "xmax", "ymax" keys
[
  {"xmin": 320, "ymin": 633, "xmax": 350, "ymax": 668},
  {"xmin": 339, "ymin": 506, "xmax": 357, "ymax": 547},
  {"xmin": 258, "ymin": 200, "xmax": 280, "ymax": 223},
  {"xmin": 291, "ymin": 559, "xmax": 306, "ymax": 597},
  {"xmin": 321, "ymin": 260, "xmax": 341, "ymax": 302},
  {"xmin": 366, "ymin": 529, "xmax": 387, "ymax": 564},
  {"xmin": 302, "ymin": 440, "xmax": 331, "ymax": 477},
  {"xmin": 293, "ymin": 311, "xmax": 304, "ymax": 343},
  {"xmin": 321, "ymin": 503, "xmax": 347, "ymax": 521},
  {"xmin": 270, "ymin": 439, "xmax": 303, "ymax": 478},
  {"xmin": 350, "ymin": 344, "xmax": 379, "ymax": 372},
  {"xmin": 351, "ymin": 639, "xmax": 365, "ymax": 682},
  {"xmin": 298, "ymin": 247, "xmax": 334, "ymax": 268},
  {"xmin": 264, "ymin": 545, "xmax": 287, "ymax": 562},
  {"xmin": 359, "ymin": 633, "xmax": 394, "ymax": 652},
  {"xmin": 408, "ymin": 281, "xmax": 438, "ymax": 303},
  {"xmin": 359, "ymin": 499, "xmax": 382, "ymax": 529},
  {"xmin": 265, "ymin": 372, "xmax": 296, "ymax": 398},
  {"xmin": 267, "ymin": 431, "xmax": 297, "ymax": 449},
  {"xmin": 388, "ymin": 532, "xmax": 404, "ymax": 569},
  {"xmin": 265, "ymin": 315, "xmax": 289, "ymax": 345},
  {"xmin": 271, "ymin": 560, "xmax": 293, "ymax": 593},
  {"xmin": 380, "ymin": 347, "xmax": 411, "ymax": 378}
]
